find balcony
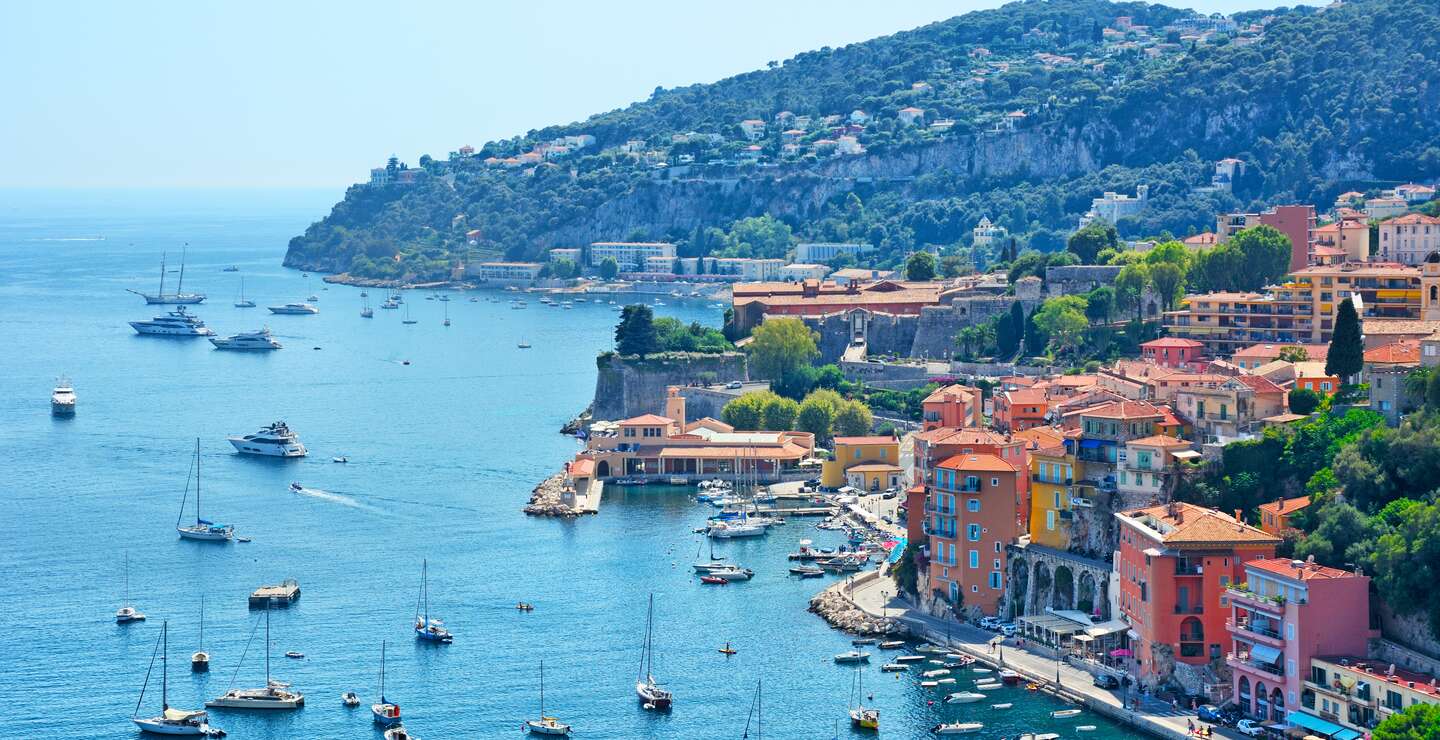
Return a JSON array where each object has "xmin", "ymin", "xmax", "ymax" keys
[
  {"xmin": 1227, "ymin": 653, "xmax": 1285, "ymax": 682},
  {"xmin": 1227, "ymin": 619, "xmax": 1285, "ymax": 648},
  {"xmin": 1174, "ymin": 563, "xmax": 1204, "ymax": 576},
  {"xmin": 1173, "ymin": 604, "xmax": 1205, "ymax": 615},
  {"xmin": 1227, "ymin": 587, "xmax": 1286, "ymax": 613}
]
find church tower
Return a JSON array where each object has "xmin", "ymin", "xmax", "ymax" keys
[{"xmin": 1423, "ymin": 252, "xmax": 1440, "ymax": 322}]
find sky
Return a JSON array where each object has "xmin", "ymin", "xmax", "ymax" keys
[{"xmin": 0, "ymin": 0, "xmax": 1323, "ymax": 190}]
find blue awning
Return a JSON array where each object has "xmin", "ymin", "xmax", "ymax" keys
[
  {"xmin": 1285, "ymin": 711, "xmax": 1362, "ymax": 740},
  {"xmin": 1249, "ymin": 643, "xmax": 1282, "ymax": 665},
  {"xmin": 1079, "ymin": 439, "xmax": 1106, "ymax": 449}
]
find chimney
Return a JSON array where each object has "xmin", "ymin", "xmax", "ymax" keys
[
  {"xmin": 1275, "ymin": 496, "xmax": 1284, "ymax": 512},
  {"xmin": 1234, "ymin": 509, "xmax": 1243, "ymax": 523}
]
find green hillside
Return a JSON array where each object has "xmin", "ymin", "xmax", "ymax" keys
[{"xmin": 285, "ymin": 0, "xmax": 1440, "ymax": 280}]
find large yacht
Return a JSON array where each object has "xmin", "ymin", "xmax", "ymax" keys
[
  {"xmin": 210, "ymin": 328, "xmax": 281, "ymax": 351},
  {"xmin": 130, "ymin": 307, "xmax": 215, "ymax": 336},
  {"xmin": 51, "ymin": 378, "xmax": 76, "ymax": 416},
  {"xmin": 267, "ymin": 303, "xmax": 318, "ymax": 315},
  {"xmin": 128, "ymin": 249, "xmax": 206, "ymax": 305},
  {"xmin": 228, "ymin": 421, "xmax": 307, "ymax": 458}
]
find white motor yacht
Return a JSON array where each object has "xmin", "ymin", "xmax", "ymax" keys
[
  {"xmin": 210, "ymin": 328, "xmax": 281, "ymax": 351},
  {"xmin": 51, "ymin": 378, "xmax": 76, "ymax": 416},
  {"xmin": 267, "ymin": 302, "xmax": 318, "ymax": 315},
  {"xmin": 130, "ymin": 307, "xmax": 215, "ymax": 336},
  {"xmin": 228, "ymin": 421, "xmax": 307, "ymax": 457}
]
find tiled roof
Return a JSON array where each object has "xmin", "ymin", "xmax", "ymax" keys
[
  {"xmin": 916, "ymin": 427, "xmax": 1010, "ymax": 446},
  {"xmin": 1127, "ymin": 434, "xmax": 1190, "ymax": 449},
  {"xmin": 936, "ymin": 453, "xmax": 1018, "ymax": 473},
  {"xmin": 1364, "ymin": 340, "xmax": 1422, "ymax": 365},
  {"xmin": 1258, "ymin": 495, "xmax": 1312, "ymax": 516},
  {"xmin": 833, "ymin": 436, "xmax": 899, "ymax": 446},
  {"xmin": 619, "ymin": 413, "xmax": 675, "ymax": 426},
  {"xmin": 1364, "ymin": 319, "xmax": 1440, "ymax": 336},
  {"xmin": 1080, "ymin": 400, "xmax": 1164, "ymax": 420},
  {"xmin": 923, "ymin": 384, "xmax": 978, "ymax": 404},
  {"xmin": 1231, "ymin": 343, "xmax": 1329, "ymax": 361},
  {"xmin": 1245, "ymin": 556, "xmax": 1358, "ymax": 582},
  {"xmin": 1012, "ymin": 426, "xmax": 1066, "ymax": 450},
  {"xmin": 1234, "ymin": 374, "xmax": 1285, "ymax": 395},
  {"xmin": 1005, "ymin": 387, "xmax": 1050, "ymax": 405},
  {"xmin": 1383, "ymin": 213, "xmax": 1440, "ymax": 226},
  {"xmin": 1142, "ymin": 337, "xmax": 1205, "ymax": 348},
  {"xmin": 1122, "ymin": 502, "xmax": 1280, "ymax": 548}
]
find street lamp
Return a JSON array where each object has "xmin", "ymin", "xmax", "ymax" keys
[{"xmin": 881, "ymin": 589, "xmax": 888, "ymax": 619}]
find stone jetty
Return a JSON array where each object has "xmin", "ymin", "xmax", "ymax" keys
[
  {"xmin": 523, "ymin": 474, "xmax": 581, "ymax": 517},
  {"xmin": 809, "ymin": 585, "xmax": 899, "ymax": 636}
]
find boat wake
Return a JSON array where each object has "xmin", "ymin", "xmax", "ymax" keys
[{"xmin": 288, "ymin": 484, "xmax": 381, "ymax": 512}]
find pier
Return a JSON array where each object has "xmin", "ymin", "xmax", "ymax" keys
[{"xmin": 249, "ymin": 579, "xmax": 301, "ymax": 608}]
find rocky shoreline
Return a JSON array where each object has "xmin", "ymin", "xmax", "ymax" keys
[
  {"xmin": 809, "ymin": 585, "xmax": 901, "ymax": 636},
  {"xmin": 321, "ymin": 273, "xmax": 474, "ymax": 290},
  {"xmin": 523, "ymin": 474, "xmax": 584, "ymax": 517}
]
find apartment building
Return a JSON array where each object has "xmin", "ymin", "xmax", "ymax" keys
[
  {"xmin": 926, "ymin": 453, "xmax": 1023, "ymax": 616},
  {"xmin": 1377, "ymin": 214, "xmax": 1440, "ymax": 265},
  {"xmin": 1303, "ymin": 656, "xmax": 1440, "ymax": 736},
  {"xmin": 794, "ymin": 242, "xmax": 875, "ymax": 264},
  {"xmin": 1116, "ymin": 435, "xmax": 1193, "ymax": 504},
  {"xmin": 1217, "ymin": 205, "xmax": 1317, "ymax": 273},
  {"xmin": 589, "ymin": 242, "xmax": 677, "ymax": 270}
]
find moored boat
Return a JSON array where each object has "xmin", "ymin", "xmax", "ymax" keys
[
  {"xmin": 51, "ymin": 377, "xmax": 76, "ymax": 415},
  {"xmin": 266, "ymin": 302, "xmax": 318, "ymax": 315},
  {"xmin": 943, "ymin": 692, "xmax": 986, "ymax": 704},
  {"xmin": 371, "ymin": 641, "xmax": 402, "ymax": 727},
  {"xmin": 413, "ymin": 560, "xmax": 453, "ymax": 644},
  {"xmin": 833, "ymin": 651, "xmax": 870, "ymax": 664},
  {"xmin": 132, "ymin": 621, "xmax": 222, "ymax": 736},
  {"xmin": 523, "ymin": 661, "xmax": 572, "ymax": 736},
  {"xmin": 933, "ymin": 722, "xmax": 984, "ymax": 735},
  {"xmin": 176, "ymin": 439, "xmax": 234, "ymax": 542},
  {"xmin": 205, "ymin": 607, "xmax": 303, "ymax": 710},
  {"xmin": 635, "ymin": 594, "xmax": 673, "ymax": 711},
  {"xmin": 228, "ymin": 421, "xmax": 306, "ymax": 458}
]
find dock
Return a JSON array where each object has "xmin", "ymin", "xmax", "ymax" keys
[
  {"xmin": 249, "ymin": 579, "xmax": 301, "ymax": 608},
  {"xmin": 571, "ymin": 478, "xmax": 604, "ymax": 514},
  {"xmin": 755, "ymin": 505, "xmax": 837, "ymax": 517}
]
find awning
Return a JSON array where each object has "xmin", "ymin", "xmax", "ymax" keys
[
  {"xmin": 1285, "ymin": 710, "xmax": 1363, "ymax": 740},
  {"xmin": 1073, "ymin": 634, "xmax": 1094, "ymax": 642},
  {"xmin": 1079, "ymin": 439, "xmax": 1105, "ymax": 449},
  {"xmin": 1173, "ymin": 450, "xmax": 1202, "ymax": 460},
  {"xmin": 1249, "ymin": 643, "xmax": 1283, "ymax": 665},
  {"xmin": 1109, "ymin": 648, "xmax": 1133, "ymax": 657},
  {"xmin": 1085, "ymin": 619, "xmax": 1130, "ymax": 637}
]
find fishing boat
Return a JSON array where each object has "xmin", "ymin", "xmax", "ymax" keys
[
  {"xmin": 635, "ymin": 594, "xmax": 673, "ymax": 710},
  {"xmin": 177, "ymin": 439, "xmax": 234, "ymax": 542},
  {"xmin": 130, "ymin": 249, "xmax": 206, "ymax": 304},
  {"xmin": 234, "ymin": 277, "xmax": 255, "ymax": 308},
  {"xmin": 191, "ymin": 596, "xmax": 209, "ymax": 672},
  {"xmin": 117, "ymin": 552, "xmax": 146, "ymax": 623},
  {"xmin": 879, "ymin": 641, "xmax": 906, "ymax": 650},
  {"xmin": 833, "ymin": 651, "xmax": 870, "ymax": 664},
  {"xmin": 413, "ymin": 559, "xmax": 454, "ymax": 644},
  {"xmin": 880, "ymin": 663, "xmax": 907, "ymax": 672},
  {"xmin": 523, "ymin": 661, "xmax": 572, "ymax": 736},
  {"xmin": 848, "ymin": 667, "xmax": 879, "ymax": 732},
  {"xmin": 789, "ymin": 564, "xmax": 824, "ymax": 578},
  {"xmin": 933, "ymin": 722, "xmax": 984, "ymax": 735},
  {"xmin": 205, "ymin": 607, "xmax": 304, "ymax": 709},
  {"xmin": 1050, "ymin": 708, "xmax": 1083, "ymax": 718},
  {"xmin": 341, "ymin": 692, "xmax": 360, "ymax": 707},
  {"xmin": 943, "ymin": 692, "xmax": 987, "ymax": 704},
  {"xmin": 132, "ymin": 621, "xmax": 223, "ymax": 736},
  {"xmin": 51, "ymin": 377, "xmax": 76, "ymax": 416},
  {"xmin": 371, "ymin": 641, "xmax": 402, "ymax": 727},
  {"xmin": 998, "ymin": 668, "xmax": 1021, "ymax": 684}
]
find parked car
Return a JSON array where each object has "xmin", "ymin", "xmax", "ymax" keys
[
  {"xmin": 1091, "ymin": 674, "xmax": 1121, "ymax": 690},
  {"xmin": 881, "ymin": 516, "xmax": 894, "ymax": 525},
  {"xmin": 1235, "ymin": 719, "xmax": 1264, "ymax": 737},
  {"xmin": 726, "ymin": 381, "xmax": 744, "ymax": 389},
  {"xmin": 978, "ymin": 617, "xmax": 1000, "ymax": 630},
  {"xmin": 997, "ymin": 624, "xmax": 1017, "ymax": 637},
  {"xmin": 1196, "ymin": 705, "xmax": 1226, "ymax": 724}
]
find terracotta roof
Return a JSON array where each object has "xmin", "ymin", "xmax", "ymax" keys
[
  {"xmin": 1080, "ymin": 400, "xmax": 1164, "ymax": 420},
  {"xmin": 1012, "ymin": 426, "xmax": 1066, "ymax": 450},
  {"xmin": 923, "ymin": 384, "xmax": 978, "ymax": 404},
  {"xmin": 1364, "ymin": 319, "xmax": 1440, "ymax": 336},
  {"xmin": 658, "ymin": 444, "xmax": 808, "ymax": 460},
  {"xmin": 619, "ymin": 413, "xmax": 675, "ymax": 426},
  {"xmin": 1142, "ymin": 337, "xmax": 1205, "ymax": 349},
  {"xmin": 1232, "ymin": 343, "xmax": 1329, "ymax": 361},
  {"xmin": 1365, "ymin": 340, "xmax": 1422, "ymax": 365},
  {"xmin": 1127, "ymin": 434, "xmax": 1190, "ymax": 449},
  {"xmin": 847, "ymin": 462, "xmax": 903, "ymax": 473},
  {"xmin": 833, "ymin": 436, "xmax": 898, "ymax": 446},
  {"xmin": 1234, "ymin": 374, "xmax": 1285, "ymax": 395},
  {"xmin": 1005, "ymin": 387, "xmax": 1050, "ymax": 406},
  {"xmin": 1053, "ymin": 374, "xmax": 1099, "ymax": 388},
  {"xmin": 1245, "ymin": 556, "xmax": 1358, "ymax": 582},
  {"xmin": 936, "ymin": 453, "xmax": 1018, "ymax": 473},
  {"xmin": 1121, "ymin": 502, "xmax": 1280, "ymax": 548},
  {"xmin": 567, "ymin": 458, "xmax": 595, "ymax": 477},
  {"xmin": 1383, "ymin": 213, "xmax": 1440, "ymax": 226},
  {"xmin": 1258, "ymin": 495, "xmax": 1312, "ymax": 516},
  {"xmin": 1293, "ymin": 361, "xmax": 1334, "ymax": 378},
  {"xmin": 916, "ymin": 427, "xmax": 1011, "ymax": 447}
]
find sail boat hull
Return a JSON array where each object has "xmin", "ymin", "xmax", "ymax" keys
[
  {"xmin": 178, "ymin": 525, "xmax": 233, "ymax": 542},
  {"xmin": 206, "ymin": 690, "xmax": 304, "ymax": 709},
  {"xmin": 524, "ymin": 719, "xmax": 573, "ymax": 735},
  {"xmin": 138, "ymin": 293, "xmax": 206, "ymax": 305},
  {"xmin": 372, "ymin": 704, "xmax": 402, "ymax": 726},
  {"xmin": 191, "ymin": 651, "xmax": 210, "ymax": 672},
  {"xmin": 132, "ymin": 717, "xmax": 210, "ymax": 735},
  {"xmin": 635, "ymin": 681, "xmax": 673, "ymax": 710}
]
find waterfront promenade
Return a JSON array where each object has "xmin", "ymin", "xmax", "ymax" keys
[{"xmin": 841, "ymin": 572, "xmax": 1245, "ymax": 740}]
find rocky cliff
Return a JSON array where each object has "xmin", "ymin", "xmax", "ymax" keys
[{"xmin": 589, "ymin": 352, "xmax": 747, "ymax": 422}]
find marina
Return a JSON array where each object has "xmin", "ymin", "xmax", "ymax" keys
[{"xmin": 0, "ymin": 191, "xmax": 1143, "ymax": 739}]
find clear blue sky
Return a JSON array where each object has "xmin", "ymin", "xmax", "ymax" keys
[{"xmin": 1, "ymin": 0, "xmax": 1319, "ymax": 189}]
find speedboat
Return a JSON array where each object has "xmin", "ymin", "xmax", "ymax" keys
[
  {"xmin": 210, "ymin": 328, "xmax": 281, "ymax": 351},
  {"xmin": 789, "ymin": 565, "xmax": 824, "ymax": 578},
  {"xmin": 707, "ymin": 566, "xmax": 753, "ymax": 581},
  {"xmin": 267, "ymin": 302, "xmax": 318, "ymax": 315},
  {"xmin": 944, "ymin": 692, "xmax": 986, "ymax": 704},
  {"xmin": 228, "ymin": 421, "xmax": 307, "ymax": 457},
  {"xmin": 341, "ymin": 692, "xmax": 360, "ymax": 707},
  {"xmin": 1050, "ymin": 708, "xmax": 1082, "ymax": 718},
  {"xmin": 880, "ymin": 663, "xmax": 907, "ymax": 672},
  {"xmin": 933, "ymin": 722, "xmax": 984, "ymax": 735},
  {"xmin": 833, "ymin": 651, "xmax": 870, "ymax": 664},
  {"xmin": 130, "ymin": 307, "xmax": 215, "ymax": 336},
  {"xmin": 998, "ymin": 668, "xmax": 1021, "ymax": 684},
  {"xmin": 879, "ymin": 641, "xmax": 906, "ymax": 649},
  {"xmin": 51, "ymin": 378, "xmax": 76, "ymax": 416},
  {"xmin": 894, "ymin": 655, "xmax": 925, "ymax": 663},
  {"xmin": 699, "ymin": 575, "xmax": 727, "ymax": 585}
]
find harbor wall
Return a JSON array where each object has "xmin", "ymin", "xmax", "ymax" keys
[{"xmin": 590, "ymin": 351, "xmax": 748, "ymax": 421}]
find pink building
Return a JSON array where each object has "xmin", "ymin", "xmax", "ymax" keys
[
  {"xmin": 1226, "ymin": 557, "xmax": 1375, "ymax": 723},
  {"xmin": 1141, "ymin": 337, "xmax": 1206, "ymax": 368}
]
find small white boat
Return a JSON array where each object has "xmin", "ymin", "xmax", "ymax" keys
[
  {"xmin": 833, "ymin": 651, "xmax": 871, "ymax": 664},
  {"xmin": 383, "ymin": 727, "xmax": 417, "ymax": 740},
  {"xmin": 975, "ymin": 680, "xmax": 1001, "ymax": 688},
  {"xmin": 933, "ymin": 722, "xmax": 984, "ymax": 735},
  {"xmin": 523, "ymin": 660, "xmax": 572, "ymax": 735},
  {"xmin": 707, "ymin": 566, "xmax": 754, "ymax": 581},
  {"xmin": 880, "ymin": 663, "xmax": 907, "ymax": 672},
  {"xmin": 1050, "ymin": 708, "xmax": 1082, "ymax": 718},
  {"xmin": 991, "ymin": 703, "xmax": 1012, "ymax": 709},
  {"xmin": 922, "ymin": 669, "xmax": 950, "ymax": 678},
  {"xmin": 333, "ymin": 456, "xmax": 348, "ymax": 464},
  {"xmin": 879, "ymin": 641, "xmax": 906, "ymax": 649},
  {"xmin": 937, "ymin": 678, "xmax": 957, "ymax": 685},
  {"xmin": 341, "ymin": 692, "xmax": 360, "ymax": 707},
  {"xmin": 943, "ymin": 692, "xmax": 986, "ymax": 704},
  {"xmin": 1076, "ymin": 726, "xmax": 1097, "ymax": 732},
  {"xmin": 51, "ymin": 377, "xmax": 76, "ymax": 416},
  {"xmin": 921, "ymin": 680, "xmax": 939, "ymax": 688},
  {"xmin": 267, "ymin": 302, "xmax": 318, "ymax": 315},
  {"xmin": 972, "ymin": 667, "xmax": 992, "ymax": 674},
  {"xmin": 285, "ymin": 651, "xmax": 304, "ymax": 659},
  {"xmin": 894, "ymin": 655, "xmax": 925, "ymax": 663}
]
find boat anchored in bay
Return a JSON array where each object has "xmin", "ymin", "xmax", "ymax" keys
[
  {"xmin": 205, "ymin": 607, "xmax": 304, "ymax": 710},
  {"xmin": 132, "ymin": 621, "xmax": 224, "ymax": 736},
  {"xmin": 51, "ymin": 377, "xmax": 76, "ymax": 416},
  {"xmin": 523, "ymin": 660, "xmax": 572, "ymax": 736},
  {"xmin": 228, "ymin": 421, "xmax": 306, "ymax": 457},
  {"xmin": 635, "ymin": 593, "xmax": 673, "ymax": 711},
  {"xmin": 176, "ymin": 438, "xmax": 233, "ymax": 542},
  {"xmin": 130, "ymin": 307, "xmax": 215, "ymax": 336},
  {"xmin": 413, "ymin": 559, "xmax": 453, "ymax": 644},
  {"xmin": 210, "ymin": 328, "xmax": 280, "ymax": 351}
]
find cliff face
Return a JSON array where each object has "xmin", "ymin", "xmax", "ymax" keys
[{"xmin": 590, "ymin": 352, "xmax": 747, "ymax": 421}]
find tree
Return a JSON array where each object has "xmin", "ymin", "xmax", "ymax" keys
[
  {"xmin": 614, "ymin": 304, "xmax": 659, "ymax": 357},
  {"xmin": 1288, "ymin": 388, "xmax": 1322, "ymax": 415},
  {"xmin": 1231, "ymin": 225, "xmax": 1293, "ymax": 291},
  {"xmin": 1115, "ymin": 262, "xmax": 1151, "ymax": 322},
  {"xmin": 1033, "ymin": 296, "xmax": 1090, "ymax": 357},
  {"xmin": 746, "ymin": 318, "xmax": 820, "ymax": 381},
  {"xmin": 1148, "ymin": 262, "xmax": 1185, "ymax": 312},
  {"xmin": 796, "ymin": 391, "xmax": 839, "ymax": 441},
  {"xmin": 905, "ymin": 250, "xmax": 937, "ymax": 281},
  {"xmin": 1373, "ymin": 702, "xmax": 1440, "ymax": 740},
  {"xmin": 833, "ymin": 399, "xmax": 874, "ymax": 437},
  {"xmin": 1067, "ymin": 221, "xmax": 1118, "ymax": 264},
  {"xmin": 721, "ymin": 215, "xmax": 793, "ymax": 259},
  {"xmin": 597, "ymin": 256, "xmax": 620, "ymax": 280},
  {"xmin": 1327, "ymin": 298, "xmax": 1364, "ymax": 381},
  {"xmin": 1085, "ymin": 286, "xmax": 1115, "ymax": 324},
  {"xmin": 550, "ymin": 258, "xmax": 578, "ymax": 279},
  {"xmin": 1278, "ymin": 346, "xmax": 1310, "ymax": 363},
  {"xmin": 760, "ymin": 395, "xmax": 800, "ymax": 431},
  {"xmin": 721, "ymin": 392, "xmax": 771, "ymax": 430},
  {"xmin": 1023, "ymin": 306, "xmax": 1047, "ymax": 357},
  {"xmin": 996, "ymin": 301, "xmax": 1025, "ymax": 358}
]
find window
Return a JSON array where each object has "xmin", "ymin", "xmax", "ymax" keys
[
  {"xmin": 1321, "ymin": 382, "xmax": 1332, "ymax": 392},
  {"xmin": 991, "ymin": 477, "xmax": 999, "ymax": 487},
  {"xmin": 967, "ymin": 524, "xmax": 981, "ymax": 542},
  {"xmin": 1046, "ymin": 510, "xmax": 1056, "ymax": 530},
  {"xmin": 879, "ymin": 449, "xmax": 886, "ymax": 459},
  {"xmin": 993, "ymin": 559, "xmax": 1001, "ymax": 570},
  {"xmin": 989, "ymin": 571, "xmax": 1002, "ymax": 589},
  {"xmin": 1053, "ymin": 491, "xmax": 1062, "ymax": 508},
  {"xmin": 995, "ymin": 541, "xmax": 1001, "ymax": 553},
  {"xmin": 969, "ymin": 550, "xmax": 979, "ymax": 568},
  {"xmin": 1286, "ymin": 623, "xmax": 1295, "ymax": 640},
  {"xmin": 972, "ymin": 585, "xmax": 979, "ymax": 593},
  {"xmin": 967, "ymin": 499, "xmax": 980, "ymax": 512}
]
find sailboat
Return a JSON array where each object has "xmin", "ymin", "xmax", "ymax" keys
[
  {"xmin": 635, "ymin": 593, "xmax": 673, "ymax": 710},
  {"xmin": 192, "ymin": 596, "xmax": 210, "ymax": 672},
  {"xmin": 130, "ymin": 248, "xmax": 206, "ymax": 304},
  {"xmin": 205, "ymin": 606, "xmax": 304, "ymax": 709},
  {"xmin": 132, "ymin": 621, "xmax": 220, "ymax": 736},
  {"xmin": 442, "ymin": 301, "xmax": 450, "ymax": 327},
  {"xmin": 523, "ymin": 661, "xmax": 572, "ymax": 736},
  {"xmin": 372, "ymin": 641, "xmax": 402, "ymax": 727},
  {"xmin": 361, "ymin": 292, "xmax": 374, "ymax": 319},
  {"xmin": 177, "ymin": 438, "xmax": 234, "ymax": 542},
  {"xmin": 234, "ymin": 277, "xmax": 255, "ymax": 308},
  {"xmin": 413, "ymin": 559, "xmax": 453, "ymax": 643},
  {"xmin": 517, "ymin": 337, "xmax": 531, "ymax": 349},
  {"xmin": 402, "ymin": 298, "xmax": 417, "ymax": 325},
  {"xmin": 692, "ymin": 537, "xmax": 728, "ymax": 573},
  {"xmin": 117, "ymin": 551, "xmax": 146, "ymax": 624},
  {"xmin": 742, "ymin": 678, "xmax": 762, "ymax": 739},
  {"xmin": 848, "ymin": 666, "xmax": 879, "ymax": 731}
]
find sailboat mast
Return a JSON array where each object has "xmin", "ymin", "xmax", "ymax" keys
[
  {"xmin": 162, "ymin": 621, "xmax": 169, "ymax": 711},
  {"xmin": 199, "ymin": 596, "xmax": 205, "ymax": 650},
  {"xmin": 177, "ymin": 244, "xmax": 187, "ymax": 295},
  {"xmin": 424, "ymin": 560, "xmax": 429, "ymax": 624},
  {"xmin": 380, "ymin": 641, "xmax": 386, "ymax": 700},
  {"xmin": 539, "ymin": 660, "xmax": 546, "ymax": 717},
  {"xmin": 264, "ymin": 605, "xmax": 271, "ymax": 685},
  {"xmin": 158, "ymin": 252, "xmax": 167, "ymax": 297},
  {"xmin": 124, "ymin": 551, "xmax": 130, "ymax": 607},
  {"xmin": 195, "ymin": 437, "xmax": 201, "ymax": 524}
]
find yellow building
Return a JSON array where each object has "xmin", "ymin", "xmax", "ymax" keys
[
  {"xmin": 821, "ymin": 436, "xmax": 901, "ymax": 489},
  {"xmin": 1028, "ymin": 441, "xmax": 1077, "ymax": 549}
]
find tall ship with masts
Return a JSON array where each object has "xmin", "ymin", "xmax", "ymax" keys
[{"xmin": 129, "ymin": 249, "xmax": 206, "ymax": 304}]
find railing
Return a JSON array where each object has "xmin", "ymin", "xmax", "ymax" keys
[
  {"xmin": 1173, "ymin": 604, "xmax": 1205, "ymax": 614},
  {"xmin": 1228, "ymin": 653, "xmax": 1285, "ymax": 680},
  {"xmin": 1174, "ymin": 563, "xmax": 1204, "ymax": 576}
]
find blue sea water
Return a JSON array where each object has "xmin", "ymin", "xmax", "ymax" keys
[{"xmin": 0, "ymin": 189, "xmax": 1146, "ymax": 739}]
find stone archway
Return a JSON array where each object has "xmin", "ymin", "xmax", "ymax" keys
[
  {"xmin": 596, "ymin": 460, "xmax": 611, "ymax": 478},
  {"xmin": 1031, "ymin": 562, "xmax": 1052, "ymax": 615},
  {"xmin": 1051, "ymin": 565, "xmax": 1075, "ymax": 610},
  {"xmin": 1077, "ymin": 571, "xmax": 1097, "ymax": 616},
  {"xmin": 1006, "ymin": 558, "xmax": 1029, "ymax": 620}
]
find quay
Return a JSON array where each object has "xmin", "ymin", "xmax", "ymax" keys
[{"xmin": 249, "ymin": 579, "xmax": 301, "ymax": 608}]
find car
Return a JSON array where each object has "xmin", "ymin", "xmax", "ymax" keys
[
  {"xmin": 725, "ymin": 381, "xmax": 743, "ymax": 389},
  {"xmin": 996, "ymin": 624, "xmax": 1017, "ymax": 637},
  {"xmin": 1196, "ymin": 705, "xmax": 1226, "ymax": 724},
  {"xmin": 978, "ymin": 617, "xmax": 1000, "ymax": 630},
  {"xmin": 1235, "ymin": 719, "xmax": 1264, "ymax": 737},
  {"xmin": 1091, "ymin": 674, "xmax": 1121, "ymax": 690},
  {"xmin": 881, "ymin": 516, "xmax": 894, "ymax": 525},
  {"xmin": 881, "ymin": 491, "xmax": 898, "ymax": 500}
]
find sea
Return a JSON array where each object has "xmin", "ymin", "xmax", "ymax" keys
[{"xmin": 0, "ymin": 189, "xmax": 1148, "ymax": 739}]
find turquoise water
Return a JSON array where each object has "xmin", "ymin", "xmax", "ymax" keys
[{"xmin": 0, "ymin": 189, "xmax": 1146, "ymax": 738}]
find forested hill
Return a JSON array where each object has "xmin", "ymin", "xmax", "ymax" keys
[{"xmin": 286, "ymin": 0, "xmax": 1440, "ymax": 279}]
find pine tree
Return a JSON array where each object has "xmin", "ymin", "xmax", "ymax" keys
[{"xmin": 1326, "ymin": 297, "xmax": 1364, "ymax": 381}]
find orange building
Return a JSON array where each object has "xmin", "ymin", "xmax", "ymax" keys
[
  {"xmin": 1257, "ymin": 495, "xmax": 1312, "ymax": 536},
  {"xmin": 926, "ymin": 453, "xmax": 1023, "ymax": 616},
  {"xmin": 922, "ymin": 384, "xmax": 984, "ymax": 430},
  {"xmin": 994, "ymin": 387, "xmax": 1050, "ymax": 431},
  {"xmin": 729, "ymin": 279, "xmax": 946, "ymax": 332},
  {"xmin": 1115, "ymin": 502, "xmax": 1280, "ymax": 686}
]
